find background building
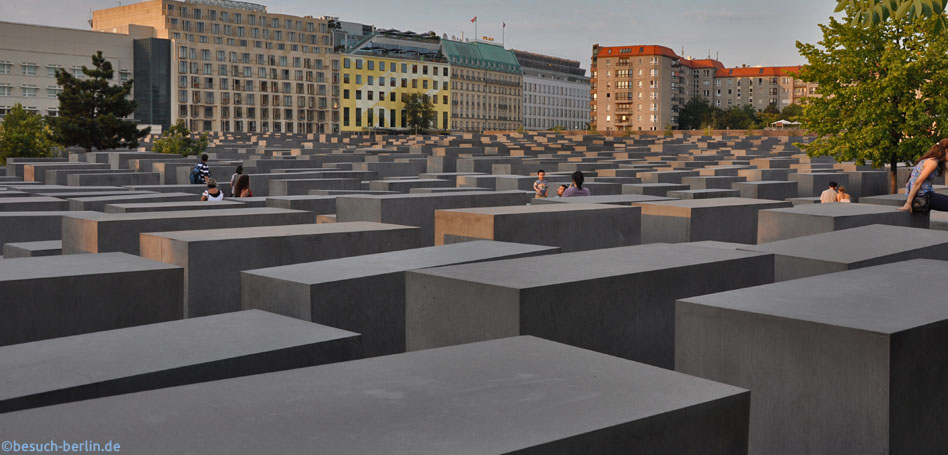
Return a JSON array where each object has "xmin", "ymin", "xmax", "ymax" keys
[
  {"xmin": 590, "ymin": 44, "xmax": 817, "ymax": 132},
  {"xmin": 0, "ymin": 21, "xmax": 135, "ymax": 121},
  {"xmin": 442, "ymin": 40, "xmax": 522, "ymax": 132},
  {"xmin": 513, "ymin": 50, "xmax": 589, "ymax": 130},
  {"xmin": 329, "ymin": 20, "xmax": 375, "ymax": 53},
  {"xmin": 341, "ymin": 30, "xmax": 450, "ymax": 132},
  {"xmin": 93, "ymin": 0, "xmax": 339, "ymax": 134}
]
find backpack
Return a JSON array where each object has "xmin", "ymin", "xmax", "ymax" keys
[{"xmin": 189, "ymin": 164, "xmax": 202, "ymax": 184}]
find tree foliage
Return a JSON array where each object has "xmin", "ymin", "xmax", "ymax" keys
[
  {"xmin": 838, "ymin": 0, "xmax": 947, "ymax": 31},
  {"xmin": 152, "ymin": 120, "xmax": 208, "ymax": 156},
  {"xmin": 677, "ymin": 98, "xmax": 802, "ymax": 130},
  {"xmin": 795, "ymin": 12, "xmax": 948, "ymax": 192},
  {"xmin": 48, "ymin": 51, "xmax": 148, "ymax": 152},
  {"xmin": 0, "ymin": 104, "xmax": 59, "ymax": 165},
  {"xmin": 403, "ymin": 93, "xmax": 436, "ymax": 134}
]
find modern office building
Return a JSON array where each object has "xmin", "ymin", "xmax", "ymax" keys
[
  {"xmin": 590, "ymin": 44, "xmax": 818, "ymax": 132},
  {"xmin": 340, "ymin": 30, "xmax": 450, "ymax": 132},
  {"xmin": 92, "ymin": 0, "xmax": 340, "ymax": 134},
  {"xmin": 513, "ymin": 50, "xmax": 589, "ymax": 130},
  {"xmin": 0, "ymin": 21, "xmax": 136, "ymax": 121},
  {"xmin": 330, "ymin": 20, "xmax": 375, "ymax": 53},
  {"xmin": 442, "ymin": 40, "xmax": 522, "ymax": 132}
]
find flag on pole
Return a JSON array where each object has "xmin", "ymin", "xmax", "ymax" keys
[
  {"xmin": 503, "ymin": 22, "xmax": 506, "ymax": 28},
  {"xmin": 471, "ymin": 16, "xmax": 477, "ymax": 23}
]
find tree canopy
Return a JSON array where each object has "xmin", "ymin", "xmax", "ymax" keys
[
  {"xmin": 0, "ymin": 104, "xmax": 59, "ymax": 165},
  {"xmin": 676, "ymin": 98, "xmax": 803, "ymax": 130},
  {"xmin": 795, "ymin": 11, "xmax": 948, "ymax": 192},
  {"xmin": 152, "ymin": 120, "xmax": 209, "ymax": 157},
  {"xmin": 838, "ymin": 0, "xmax": 947, "ymax": 30},
  {"xmin": 48, "ymin": 51, "xmax": 148, "ymax": 152},
  {"xmin": 403, "ymin": 93, "xmax": 436, "ymax": 134}
]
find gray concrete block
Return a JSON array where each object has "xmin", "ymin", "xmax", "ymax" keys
[
  {"xmin": 434, "ymin": 203, "xmax": 640, "ymax": 251},
  {"xmin": 336, "ymin": 191, "xmax": 532, "ymax": 246},
  {"xmin": 676, "ymin": 259, "xmax": 948, "ymax": 455},
  {"xmin": 0, "ymin": 310, "xmax": 360, "ymax": 413},
  {"xmin": 265, "ymin": 195, "xmax": 336, "ymax": 214},
  {"xmin": 242, "ymin": 241, "xmax": 559, "ymax": 357},
  {"xmin": 640, "ymin": 170, "xmax": 700, "ymax": 184},
  {"xmin": 0, "ymin": 196, "xmax": 68, "ymax": 212},
  {"xmin": 0, "ymin": 211, "xmax": 96, "ymax": 248},
  {"xmin": 682, "ymin": 176, "xmax": 747, "ymax": 190},
  {"xmin": 368, "ymin": 178, "xmax": 453, "ymax": 192},
  {"xmin": 0, "ymin": 336, "xmax": 750, "ymax": 455},
  {"xmin": 859, "ymin": 193, "xmax": 907, "ymax": 207},
  {"xmin": 142, "ymin": 222, "xmax": 422, "ymax": 317},
  {"xmin": 733, "ymin": 181, "xmax": 798, "ymax": 200},
  {"xmin": 0, "ymin": 252, "xmax": 183, "ymax": 347},
  {"xmin": 637, "ymin": 198, "xmax": 792, "ymax": 244},
  {"xmin": 532, "ymin": 194, "xmax": 674, "ymax": 206},
  {"xmin": 744, "ymin": 224, "xmax": 948, "ymax": 281},
  {"xmin": 757, "ymin": 203, "xmax": 929, "ymax": 243},
  {"xmin": 67, "ymin": 192, "xmax": 199, "ymax": 211},
  {"xmin": 62, "ymin": 208, "xmax": 314, "ymax": 255},
  {"xmin": 405, "ymin": 243, "xmax": 773, "ymax": 367},
  {"xmin": 269, "ymin": 178, "xmax": 362, "ymax": 196},
  {"xmin": 667, "ymin": 189, "xmax": 742, "ymax": 199},
  {"xmin": 104, "ymin": 200, "xmax": 247, "ymax": 213},
  {"xmin": 623, "ymin": 183, "xmax": 690, "ymax": 196},
  {"xmin": 2, "ymin": 240, "xmax": 61, "ymax": 258},
  {"xmin": 67, "ymin": 172, "xmax": 160, "ymax": 187}
]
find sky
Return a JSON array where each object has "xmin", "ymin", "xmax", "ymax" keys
[{"xmin": 0, "ymin": 0, "xmax": 838, "ymax": 73}]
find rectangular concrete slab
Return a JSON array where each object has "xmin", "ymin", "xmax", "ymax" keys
[
  {"xmin": 335, "ymin": 191, "xmax": 531, "ymax": 245},
  {"xmin": 635, "ymin": 198, "xmax": 792, "ymax": 244},
  {"xmin": 0, "ymin": 336, "xmax": 750, "ymax": 455},
  {"xmin": 67, "ymin": 192, "xmax": 199, "ymax": 211},
  {"xmin": 405, "ymin": 243, "xmax": 774, "ymax": 367},
  {"xmin": 676, "ymin": 259, "xmax": 948, "ymax": 455},
  {"xmin": 0, "ymin": 211, "xmax": 96, "ymax": 248},
  {"xmin": 0, "ymin": 310, "xmax": 360, "ymax": 413},
  {"xmin": 757, "ymin": 203, "xmax": 929, "ymax": 243},
  {"xmin": 242, "ymin": 241, "xmax": 559, "ymax": 357},
  {"xmin": 0, "ymin": 252, "xmax": 183, "ymax": 347},
  {"xmin": 743, "ymin": 224, "xmax": 948, "ymax": 281},
  {"xmin": 434, "ymin": 203, "xmax": 641, "ymax": 252},
  {"xmin": 103, "ymin": 200, "xmax": 247, "ymax": 213},
  {"xmin": 62, "ymin": 208, "xmax": 314, "ymax": 255},
  {"xmin": 2, "ymin": 240, "xmax": 62, "ymax": 258},
  {"xmin": 141, "ymin": 222, "xmax": 422, "ymax": 317}
]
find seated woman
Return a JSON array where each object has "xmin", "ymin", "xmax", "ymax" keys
[
  {"xmin": 562, "ymin": 171, "xmax": 591, "ymax": 197},
  {"xmin": 233, "ymin": 174, "xmax": 253, "ymax": 198},
  {"xmin": 900, "ymin": 138, "xmax": 948, "ymax": 212},
  {"xmin": 836, "ymin": 186, "xmax": 852, "ymax": 203},
  {"xmin": 201, "ymin": 178, "xmax": 224, "ymax": 201}
]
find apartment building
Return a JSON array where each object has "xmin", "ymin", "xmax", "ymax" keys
[
  {"xmin": 340, "ymin": 30, "xmax": 450, "ymax": 132},
  {"xmin": 591, "ymin": 44, "xmax": 817, "ymax": 132},
  {"xmin": 0, "ymin": 21, "xmax": 135, "ymax": 121},
  {"xmin": 93, "ymin": 0, "xmax": 340, "ymax": 134},
  {"xmin": 513, "ymin": 50, "xmax": 589, "ymax": 131},
  {"xmin": 442, "ymin": 40, "xmax": 522, "ymax": 132}
]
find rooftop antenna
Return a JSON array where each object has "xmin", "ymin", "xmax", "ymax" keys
[
  {"xmin": 716, "ymin": 50, "xmax": 719, "ymax": 61},
  {"xmin": 707, "ymin": 48, "xmax": 711, "ymax": 59}
]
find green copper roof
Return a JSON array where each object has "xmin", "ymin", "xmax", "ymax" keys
[{"xmin": 441, "ymin": 40, "xmax": 522, "ymax": 75}]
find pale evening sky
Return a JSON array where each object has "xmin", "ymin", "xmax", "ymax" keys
[{"xmin": 0, "ymin": 0, "xmax": 838, "ymax": 73}]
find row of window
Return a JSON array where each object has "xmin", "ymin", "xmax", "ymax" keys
[
  {"xmin": 169, "ymin": 19, "xmax": 329, "ymax": 46},
  {"xmin": 168, "ymin": 4, "xmax": 327, "ymax": 33},
  {"xmin": 342, "ymin": 106, "xmax": 449, "ymax": 130},
  {"xmin": 0, "ymin": 85, "xmax": 62, "ymax": 98},
  {"xmin": 524, "ymin": 106, "xmax": 587, "ymax": 120},
  {"xmin": 0, "ymin": 63, "xmax": 128, "ymax": 80},
  {"xmin": 172, "ymin": 31, "xmax": 331, "ymax": 56},
  {"xmin": 342, "ymin": 58, "xmax": 448, "ymax": 78},
  {"xmin": 0, "ymin": 106, "xmax": 56, "ymax": 117},
  {"xmin": 524, "ymin": 83, "xmax": 588, "ymax": 98},
  {"xmin": 343, "ymin": 74, "xmax": 447, "ymax": 91}
]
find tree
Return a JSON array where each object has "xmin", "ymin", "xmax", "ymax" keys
[
  {"xmin": 838, "ymin": 0, "xmax": 946, "ymax": 31},
  {"xmin": 763, "ymin": 102, "xmax": 780, "ymax": 115},
  {"xmin": 677, "ymin": 97, "xmax": 715, "ymax": 130},
  {"xmin": 778, "ymin": 103, "xmax": 803, "ymax": 121},
  {"xmin": 713, "ymin": 105, "xmax": 758, "ymax": 130},
  {"xmin": 49, "ymin": 51, "xmax": 148, "ymax": 152},
  {"xmin": 403, "ymin": 93, "xmax": 436, "ymax": 134},
  {"xmin": 0, "ymin": 104, "xmax": 59, "ymax": 165},
  {"xmin": 795, "ymin": 12, "xmax": 948, "ymax": 193},
  {"xmin": 152, "ymin": 120, "xmax": 208, "ymax": 156}
]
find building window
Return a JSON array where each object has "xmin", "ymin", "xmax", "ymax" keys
[
  {"xmin": 22, "ymin": 86, "xmax": 37, "ymax": 97},
  {"xmin": 22, "ymin": 64, "xmax": 37, "ymax": 76},
  {"xmin": 0, "ymin": 85, "xmax": 11, "ymax": 97}
]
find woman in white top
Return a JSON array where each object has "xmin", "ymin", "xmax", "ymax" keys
[
  {"xmin": 201, "ymin": 178, "xmax": 224, "ymax": 201},
  {"xmin": 836, "ymin": 186, "xmax": 852, "ymax": 203}
]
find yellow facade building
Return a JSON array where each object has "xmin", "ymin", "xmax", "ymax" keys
[{"xmin": 340, "ymin": 30, "xmax": 449, "ymax": 132}]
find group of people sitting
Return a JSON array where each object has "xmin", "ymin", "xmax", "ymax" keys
[
  {"xmin": 819, "ymin": 181, "xmax": 852, "ymax": 203},
  {"xmin": 194, "ymin": 154, "xmax": 253, "ymax": 201},
  {"xmin": 533, "ymin": 170, "xmax": 590, "ymax": 198}
]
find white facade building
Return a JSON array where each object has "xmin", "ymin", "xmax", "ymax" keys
[
  {"xmin": 514, "ymin": 50, "xmax": 589, "ymax": 131},
  {"xmin": 0, "ymin": 21, "xmax": 135, "ymax": 120}
]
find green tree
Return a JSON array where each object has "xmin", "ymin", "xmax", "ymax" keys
[
  {"xmin": 795, "ymin": 12, "xmax": 948, "ymax": 193},
  {"xmin": 0, "ymin": 104, "xmax": 59, "ymax": 165},
  {"xmin": 403, "ymin": 93, "xmax": 436, "ymax": 134},
  {"xmin": 152, "ymin": 120, "xmax": 208, "ymax": 156},
  {"xmin": 713, "ymin": 105, "xmax": 758, "ymax": 130},
  {"xmin": 49, "ymin": 51, "xmax": 148, "ymax": 152},
  {"xmin": 763, "ymin": 102, "xmax": 780, "ymax": 115},
  {"xmin": 779, "ymin": 103, "xmax": 803, "ymax": 121},
  {"xmin": 838, "ymin": 0, "xmax": 946, "ymax": 30},
  {"xmin": 677, "ymin": 97, "xmax": 716, "ymax": 130}
]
